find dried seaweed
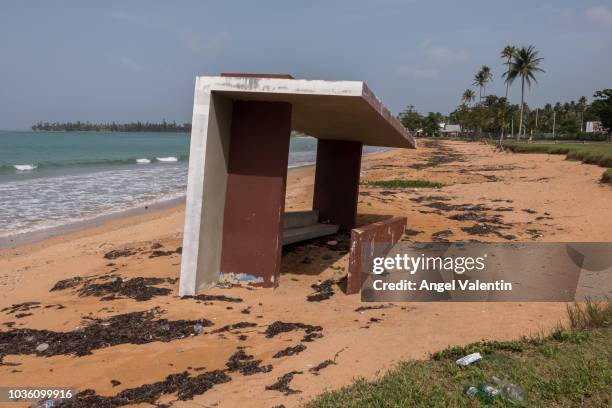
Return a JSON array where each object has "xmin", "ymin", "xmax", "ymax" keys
[
  {"xmin": 265, "ymin": 321, "xmax": 322, "ymax": 338},
  {"xmin": 211, "ymin": 322, "xmax": 257, "ymax": 334},
  {"xmin": 354, "ymin": 304, "xmax": 391, "ymax": 312},
  {"xmin": 57, "ymin": 370, "xmax": 230, "ymax": 407},
  {"xmin": 225, "ymin": 350, "xmax": 272, "ymax": 376},
  {"xmin": 273, "ymin": 344, "xmax": 306, "ymax": 358},
  {"xmin": 309, "ymin": 359, "xmax": 336, "ymax": 375},
  {"xmin": 306, "ymin": 279, "xmax": 335, "ymax": 302},
  {"xmin": 0, "ymin": 308, "xmax": 212, "ymax": 361},
  {"xmin": 50, "ymin": 277, "xmax": 83, "ymax": 291},
  {"xmin": 182, "ymin": 294, "xmax": 243, "ymax": 303},
  {"xmin": 265, "ymin": 371, "xmax": 302, "ymax": 395},
  {"xmin": 431, "ymin": 230, "xmax": 453, "ymax": 242},
  {"xmin": 78, "ymin": 277, "xmax": 175, "ymax": 301},
  {"xmin": 1, "ymin": 302, "xmax": 41, "ymax": 314},
  {"xmin": 103, "ymin": 249, "xmax": 137, "ymax": 260}
]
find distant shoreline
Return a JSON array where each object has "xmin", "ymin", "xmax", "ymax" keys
[
  {"xmin": 30, "ymin": 121, "xmax": 192, "ymax": 133},
  {"xmin": 1, "ymin": 129, "xmax": 191, "ymax": 133},
  {"xmin": 29, "ymin": 129, "xmax": 191, "ymax": 133}
]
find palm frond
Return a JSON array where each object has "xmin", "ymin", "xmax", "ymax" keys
[{"xmin": 503, "ymin": 45, "xmax": 544, "ymax": 87}]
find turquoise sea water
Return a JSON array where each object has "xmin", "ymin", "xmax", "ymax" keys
[{"xmin": 0, "ymin": 131, "xmax": 386, "ymax": 238}]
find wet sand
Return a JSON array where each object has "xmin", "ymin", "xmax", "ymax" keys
[{"xmin": 1, "ymin": 140, "xmax": 611, "ymax": 407}]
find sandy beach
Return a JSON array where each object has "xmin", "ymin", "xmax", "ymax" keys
[{"xmin": 1, "ymin": 139, "xmax": 611, "ymax": 407}]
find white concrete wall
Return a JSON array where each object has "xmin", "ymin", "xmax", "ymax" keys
[{"xmin": 179, "ymin": 81, "xmax": 232, "ymax": 296}]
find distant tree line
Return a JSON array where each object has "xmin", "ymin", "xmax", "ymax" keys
[
  {"xmin": 450, "ymin": 94, "xmax": 607, "ymax": 140},
  {"xmin": 400, "ymin": 94, "xmax": 609, "ymax": 142},
  {"xmin": 31, "ymin": 120, "xmax": 191, "ymax": 132},
  {"xmin": 398, "ymin": 43, "xmax": 611, "ymax": 142},
  {"xmin": 398, "ymin": 106, "xmax": 446, "ymax": 136}
]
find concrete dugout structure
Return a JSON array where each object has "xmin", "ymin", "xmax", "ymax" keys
[{"xmin": 179, "ymin": 73, "xmax": 416, "ymax": 296}]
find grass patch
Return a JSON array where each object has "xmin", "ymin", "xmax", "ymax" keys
[
  {"xmin": 567, "ymin": 298, "xmax": 612, "ymax": 330},
  {"xmin": 503, "ymin": 142, "xmax": 612, "ymax": 183},
  {"xmin": 364, "ymin": 179, "xmax": 444, "ymax": 189},
  {"xmin": 308, "ymin": 300, "xmax": 612, "ymax": 407},
  {"xmin": 410, "ymin": 155, "xmax": 455, "ymax": 170},
  {"xmin": 503, "ymin": 142, "xmax": 612, "ymax": 168}
]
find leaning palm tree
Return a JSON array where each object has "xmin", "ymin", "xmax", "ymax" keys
[
  {"xmin": 500, "ymin": 45, "xmax": 516, "ymax": 99},
  {"xmin": 462, "ymin": 89, "xmax": 475, "ymax": 106},
  {"xmin": 503, "ymin": 45, "xmax": 544, "ymax": 140}
]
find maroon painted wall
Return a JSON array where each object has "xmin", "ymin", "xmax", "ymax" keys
[
  {"xmin": 347, "ymin": 216, "xmax": 407, "ymax": 294},
  {"xmin": 220, "ymin": 101, "xmax": 292, "ymax": 287},
  {"xmin": 313, "ymin": 139, "xmax": 363, "ymax": 230}
]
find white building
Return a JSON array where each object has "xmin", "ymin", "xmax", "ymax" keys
[{"xmin": 585, "ymin": 121, "xmax": 604, "ymax": 133}]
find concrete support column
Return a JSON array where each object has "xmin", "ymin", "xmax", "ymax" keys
[
  {"xmin": 179, "ymin": 88, "xmax": 232, "ymax": 297},
  {"xmin": 313, "ymin": 139, "xmax": 363, "ymax": 230},
  {"xmin": 220, "ymin": 101, "xmax": 292, "ymax": 287}
]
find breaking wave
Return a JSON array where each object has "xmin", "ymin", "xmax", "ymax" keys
[
  {"xmin": 156, "ymin": 157, "xmax": 179, "ymax": 162},
  {"xmin": 0, "ymin": 155, "xmax": 188, "ymax": 173},
  {"xmin": 13, "ymin": 164, "xmax": 38, "ymax": 171}
]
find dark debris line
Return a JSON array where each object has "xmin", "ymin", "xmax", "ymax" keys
[
  {"xmin": 182, "ymin": 294, "xmax": 243, "ymax": 303},
  {"xmin": 225, "ymin": 349, "xmax": 272, "ymax": 375},
  {"xmin": 6, "ymin": 316, "xmax": 327, "ymax": 406},
  {"xmin": 265, "ymin": 371, "xmax": 303, "ymax": 395},
  {"xmin": 0, "ymin": 308, "xmax": 212, "ymax": 361},
  {"xmin": 56, "ymin": 370, "xmax": 230, "ymax": 407},
  {"xmin": 273, "ymin": 344, "xmax": 306, "ymax": 358},
  {"xmin": 50, "ymin": 276, "xmax": 178, "ymax": 302},
  {"xmin": 264, "ymin": 321, "xmax": 323, "ymax": 339},
  {"xmin": 306, "ymin": 279, "xmax": 336, "ymax": 302},
  {"xmin": 80, "ymin": 277, "xmax": 176, "ymax": 301}
]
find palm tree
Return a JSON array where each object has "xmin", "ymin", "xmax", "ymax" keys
[
  {"xmin": 480, "ymin": 66, "xmax": 493, "ymax": 98},
  {"xmin": 500, "ymin": 46, "xmax": 516, "ymax": 99},
  {"xmin": 462, "ymin": 89, "xmax": 475, "ymax": 106},
  {"xmin": 473, "ymin": 66, "xmax": 493, "ymax": 101},
  {"xmin": 578, "ymin": 96, "xmax": 587, "ymax": 132},
  {"xmin": 503, "ymin": 45, "xmax": 544, "ymax": 139},
  {"xmin": 472, "ymin": 71, "xmax": 485, "ymax": 101}
]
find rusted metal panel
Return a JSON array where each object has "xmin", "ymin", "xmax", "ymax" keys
[
  {"xmin": 220, "ymin": 101, "xmax": 292, "ymax": 287},
  {"xmin": 313, "ymin": 139, "xmax": 362, "ymax": 230},
  {"xmin": 220, "ymin": 73, "xmax": 295, "ymax": 79},
  {"xmin": 347, "ymin": 216, "xmax": 407, "ymax": 294}
]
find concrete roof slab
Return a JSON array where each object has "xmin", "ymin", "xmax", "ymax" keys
[{"xmin": 196, "ymin": 76, "xmax": 416, "ymax": 149}]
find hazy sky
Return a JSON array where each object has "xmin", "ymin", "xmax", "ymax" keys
[{"xmin": 1, "ymin": 0, "xmax": 611, "ymax": 130}]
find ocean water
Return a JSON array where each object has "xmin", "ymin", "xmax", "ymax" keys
[{"xmin": 0, "ymin": 131, "xmax": 386, "ymax": 238}]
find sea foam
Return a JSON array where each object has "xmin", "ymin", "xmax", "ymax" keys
[
  {"xmin": 136, "ymin": 158, "xmax": 151, "ymax": 164},
  {"xmin": 156, "ymin": 157, "xmax": 178, "ymax": 162},
  {"xmin": 0, "ymin": 163, "xmax": 188, "ymax": 239},
  {"xmin": 14, "ymin": 164, "xmax": 38, "ymax": 171}
]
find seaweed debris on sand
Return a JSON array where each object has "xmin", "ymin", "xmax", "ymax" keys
[
  {"xmin": 56, "ymin": 370, "xmax": 230, "ymax": 407},
  {"xmin": 306, "ymin": 279, "xmax": 336, "ymax": 302},
  {"xmin": 225, "ymin": 350, "xmax": 272, "ymax": 375},
  {"xmin": 265, "ymin": 371, "xmax": 303, "ymax": 395},
  {"xmin": 0, "ymin": 308, "xmax": 212, "ymax": 361}
]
